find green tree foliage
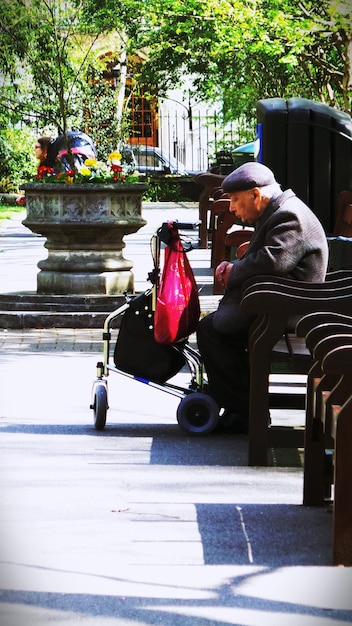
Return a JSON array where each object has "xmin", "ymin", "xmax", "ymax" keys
[
  {"xmin": 0, "ymin": 0, "xmax": 350, "ymax": 139},
  {"xmin": 131, "ymin": 0, "xmax": 351, "ymax": 116},
  {"xmin": 84, "ymin": 73, "xmax": 133, "ymax": 158},
  {"xmin": 0, "ymin": 0, "xmax": 122, "ymax": 135}
]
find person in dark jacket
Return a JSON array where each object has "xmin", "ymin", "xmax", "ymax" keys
[
  {"xmin": 46, "ymin": 130, "xmax": 97, "ymax": 172},
  {"xmin": 197, "ymin": 162, "xmax": 329, "ymax": 433}
]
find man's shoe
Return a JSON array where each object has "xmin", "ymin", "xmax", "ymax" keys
[
  {"xmin": 215, "ymin": 409, "xmax": 249, "ymax": 434},
  {"xmin": 215, "ymin": 409, "xmax": 271, "ymax": 434}
]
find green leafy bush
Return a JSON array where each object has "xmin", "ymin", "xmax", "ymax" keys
[
  {"xmin": 0, "ymin": 176, "xmax": 18, "ymax": 194},
  {"xmin": 0, "ymin": 127, "xmax": 37, "ymax": 192},
  {"xmin": 144, "ymin": 177, "xmax": 198, "ymax": 202}
]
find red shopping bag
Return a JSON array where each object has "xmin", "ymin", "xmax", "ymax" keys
[{"xmin": 154, "ymin": 225, "xmax": 200, "ymax": 345}]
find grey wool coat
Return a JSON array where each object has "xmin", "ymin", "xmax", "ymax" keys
[{"xmin": 212, "ymin": 189, "xmax": 329, "ymax": 334}]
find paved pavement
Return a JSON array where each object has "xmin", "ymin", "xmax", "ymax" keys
[{"xmin": 1, "ymin": 205, "xmax": 352, "ymax": 625}]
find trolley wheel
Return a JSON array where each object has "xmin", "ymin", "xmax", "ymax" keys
[
  {"xmin": 177, "ymin": 392, "xmax": 219, "ymax": 435},
  {"xmin": 93, "ymin": 382, "xmax": 108, "ymax": 431}
]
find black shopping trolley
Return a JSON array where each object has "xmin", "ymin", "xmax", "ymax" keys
[{"xmin": 90, "ymin": 220, "xmax": 220, "ymax": 434}]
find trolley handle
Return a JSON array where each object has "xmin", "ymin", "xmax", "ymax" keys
[
  {"xmin": 171, "ymin": 220, "xmax": 202, "ymax": 231},
  {"xmin": 158, "ymin": 220, "xmax": 201, "ymax": 235},
  {"xmin": 156, "ymin": 220, "xmax": 201, "ymax": 251}
]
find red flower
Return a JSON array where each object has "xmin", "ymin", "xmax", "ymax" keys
[
  {"xmin": 111, "ymin": 164, "xmax": 123, "ymax": 173},
  {"xmin": 36, "ymin": 165, "xmax": 55, "ymax": 180}
]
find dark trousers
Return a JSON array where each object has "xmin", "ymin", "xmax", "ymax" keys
[{"xmin": 196, "ymin": 312, "xmax": 250, "ymax": 415}]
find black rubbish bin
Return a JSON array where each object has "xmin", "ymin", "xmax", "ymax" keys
[
  {"xmin": 215, "ymin": 150, "xmax": 235, "ymax": 175},
  {"xmin": 257, "ymin": 98, "xmax": 352, "ymax": 232}
]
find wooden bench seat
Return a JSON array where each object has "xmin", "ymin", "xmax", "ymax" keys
[
  {"xmin": 194, "ymin": 172, "xmax": 225, "ymax": 249},
  {"xmin": 240, "ymin": 272, "xmax": 352, "ymax": 466},
  {"xmin": 297, "ymin": 321, "xmax": 352, "ymax": 565}
]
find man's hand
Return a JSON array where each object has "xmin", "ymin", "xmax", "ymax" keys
[{"xmin": 215, "ymin": 261, "xmax": 232, "ymax": 289}]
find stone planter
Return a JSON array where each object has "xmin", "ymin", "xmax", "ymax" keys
[{"xmin": 22, "ymin": 182, "xmax": 148, "ymax": 295}]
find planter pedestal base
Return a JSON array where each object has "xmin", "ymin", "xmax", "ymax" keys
[
  {"xmin": 22, "ymin": 182, "xmax": 148, "ymax": 296},
  {"xmin": 37, "ymin": 270, "xmax": 134, "ymax": 295}
]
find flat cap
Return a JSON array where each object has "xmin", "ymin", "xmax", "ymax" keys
[{"xmin": 222, "ymin": 162, "xmax": 276, "ymax": 193}]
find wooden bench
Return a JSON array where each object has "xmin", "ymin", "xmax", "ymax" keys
[
  {"xmin": 323, "ymin": 344, "xmax": 352, "ymax": 565},
  {"xmin": 240, "ymin": 272, "xmax": 352, "ymax": 466},
  {"xmin": 296, "ymin": 316, "xmax": 352, "ymax": 565},
  {"xmin": 210, "ymin": 197, "xmax": 254, "ymax": 293},
  {"xmin": 298, "ymin": 317, "xmax": 352, "ymax": 503},
  {"xmin": 194, "ymin": 172, "xmax": 225, "ymax": 249}
]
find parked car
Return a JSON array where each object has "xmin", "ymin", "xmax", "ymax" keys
[
  {"xmin": 133, "ymin": 145, "xmax": 186, "ymax": 175},
  {"xmin": 123, "ymin": 145, "xmax": 200, "ymax": 177}
]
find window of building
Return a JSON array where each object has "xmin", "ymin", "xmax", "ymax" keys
[{"xmin": 126, "ymin": 84, "xmax": 158, "ymax": 146}]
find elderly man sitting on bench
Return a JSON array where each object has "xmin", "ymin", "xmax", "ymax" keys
[{"xmin": 196, "ymin": 162, "xmax": 329, "ymax": 433}]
